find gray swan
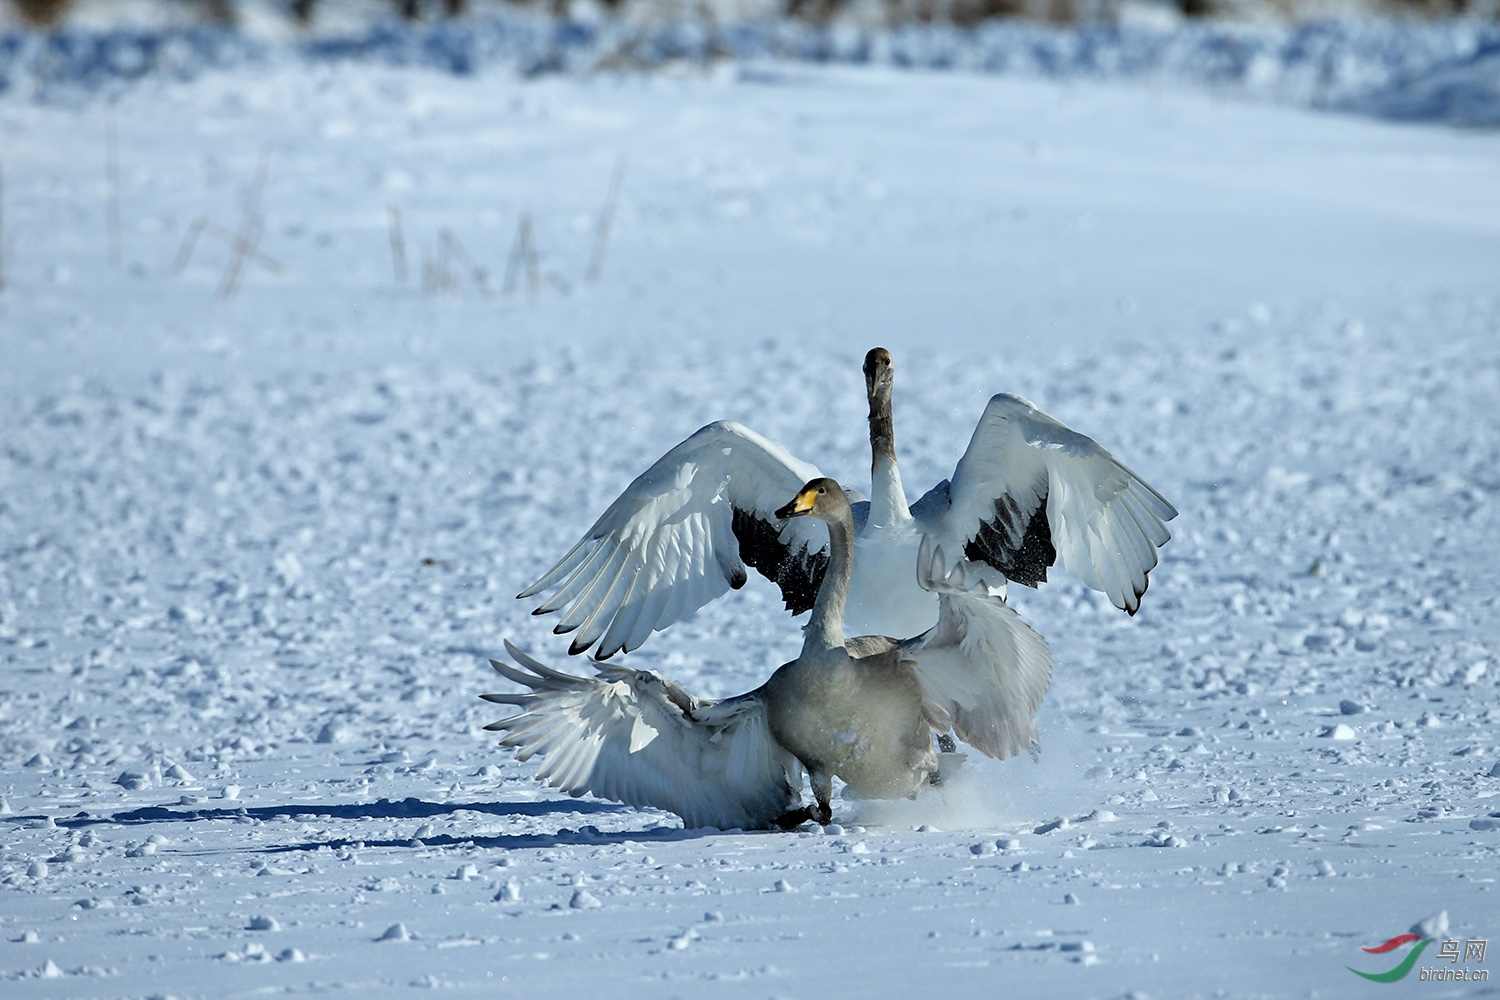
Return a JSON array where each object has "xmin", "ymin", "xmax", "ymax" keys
[{"xmin": 483, "ymin": 478, "xmax": 1052, "ymax": 830}]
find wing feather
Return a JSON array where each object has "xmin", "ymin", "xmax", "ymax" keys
[
  {"xmin": 900, "ymin": 540, "xmax": 1054, "ymax": 760},
  {"xmin": 924, "ymin": 393, "xmax": 1177, "ymax": 615},
  {"xmin": 520, "ymin": 422, "xmax": 827, "ymax": 658},
  {"xmin": 481, "ymin": 642, "xmax": 801, "ymax": 830},
  {"xmin": 532, "ymin": 541, "xmax": 612, "ymax": 616},
  {"xmin": 566, "ymin": 554, "xmax": 640, "ymax": 655}
]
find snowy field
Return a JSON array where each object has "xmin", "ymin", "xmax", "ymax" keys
[{"xmin": 2, "ymin": 30, "xmax": 1500, "ymax": 1000}]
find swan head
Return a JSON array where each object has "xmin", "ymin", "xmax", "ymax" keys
[
  {"xmin": 775, "ymin": 477, "xmax": 849, "ymax": 522},
  {"xmin": 863, "ymin": 347, "xmax": 894, "ymax": 399}
]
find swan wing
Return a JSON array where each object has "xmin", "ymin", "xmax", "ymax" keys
[
  {"xmin": 923, "ymin": 393, "xmax": 1177, "ymax": 615},
  {"xmin": 519, "ymin": 421, "xmax": 830, "ymax": 658},
  {"xmin": 481, "ymin": 641, "xmax": 801, "ymax": 830},
  {"xmin": 899, "ymin": 540, "xmax": 1053, "ymax": 760}
]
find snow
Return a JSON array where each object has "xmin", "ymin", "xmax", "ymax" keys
[{"xmin": 3, "ymin": 29, "xmax": 1500, "ymax": 1000}]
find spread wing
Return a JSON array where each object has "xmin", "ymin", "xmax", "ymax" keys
[
  {"xmin": 916, "ymin": 393, "xmax": 1178, "ymax": 615},
  {"xmin": 481, "ymin": 641, "xmax": 802, "ymax": 830},
  {"xmin": 900, "ymin": 540, "xmax": 1053, "ymax": 760},
  {"xmin": 519, "ymin": 421, "xmax": 830, "ymax": 658}
]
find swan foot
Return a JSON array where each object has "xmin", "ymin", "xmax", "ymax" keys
[
  {"xmin": 772, "ymin": 806, "xmax": 819, "ymax": 830},
  {"xmin": 809, "ymin": 771, "xmax": 834, "ymax": 826},
  {"xmin": 936, "ymin": 733, "xmax": 956, "ymax": 754}
]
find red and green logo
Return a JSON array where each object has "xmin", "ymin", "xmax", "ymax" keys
[{"xmin": 1347, "ymin": 933, "xmax": 1433, "ymax": 983}]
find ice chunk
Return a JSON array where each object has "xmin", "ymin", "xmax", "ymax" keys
[
  {"xmin": 1142, "ymin": 831, "xmax": 1185, "ymax": 848},
  {"xmin": 315, "ymin": 723, "xmax": 349, "ymax": 744},
  {"xmin": 377, "ymin": 923, "xmax": 410, "ymax": 942}
]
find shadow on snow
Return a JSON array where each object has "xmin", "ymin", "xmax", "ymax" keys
[{"xmin": 5, "ymin": 797, "xmax": 764, "ymax": 851}]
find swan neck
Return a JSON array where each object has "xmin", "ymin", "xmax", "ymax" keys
[
  {"xmin": 803, "ymin": 509, "xmax": 855, "ymax": 654},
  {"xmin": 868, "ymin": 384, "xmax": 911, "ymax": 526}
]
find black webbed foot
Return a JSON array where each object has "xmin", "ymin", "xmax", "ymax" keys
[
  {"xmin": 772, "ymin": 806, "xmax": 817, "ymax": 830},
  {"xmin": 936, "ymin": 733, "xmax": 957, "ymax": 753}
]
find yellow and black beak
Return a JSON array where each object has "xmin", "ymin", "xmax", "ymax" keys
[{"xmin": 775, "ymin": 486, "xmax": 819, "ymax": 520}]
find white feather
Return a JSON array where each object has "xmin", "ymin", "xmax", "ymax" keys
[
  {"xmin": 521, "ymin": 422, "xmax": 825, "ymax": 659},
  {"xmin": 930, "ymin": 393, "xmax": 1178, "ymax": 615},
  {"xmin": 900, "ymin": 539, "xmax": 1054, "ymax": 760},
  {"xmin": 482, "ymin": 641, "xmax": 801, "ymax": 830}
]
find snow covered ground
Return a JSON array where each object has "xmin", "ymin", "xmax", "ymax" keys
[{"xmin": 2, "ymin": 37, "xmax": 1499, "ymax": 999}]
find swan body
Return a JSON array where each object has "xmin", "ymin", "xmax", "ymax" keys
[
  {"xmin": 761, "ymin": 647, "xmax": 935, "ymax": 806},
  {"xmin": 844, "ymin": 514, "xmax": 935, "ymax": 637},
  {"xmin": 520, "ymin": 349, "xmax": 1177, "ymax": 661},
  {"xmin": 485, "ymin": 479, "xmax": 1053, "ymax": 829}
]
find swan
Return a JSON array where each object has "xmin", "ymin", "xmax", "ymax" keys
[
  {"xmin": 483, "ymin": 478, "xmax": 1052, "ymax": 830},
  {"xmin": 519, "ymin": 348, "xmax": 1177, "ymax": 660}
]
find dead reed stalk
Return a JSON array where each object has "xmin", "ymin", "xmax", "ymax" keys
[
  {"xmin": 107, "ymin": 112, "xmax": 121, "ymax": 270},
  {"xmin": 0, "ymin": 161, "xmax": 6, "ymax": 295},
  {"xmin": 504, "ymin": 213, "xmax": 540, "ymax": 301},
  {"xmin": 586, "ymin": 150, "xmax": 628, "ymax": 284},
  {"xmin": 388, "ymin": 205, "xmax": 407, "ymax": 284},
  {"xmin": 217, "ymin": 147, "xmax": 272, "ymax": 297},
  {"xmin": 441, "ymin": 228, "xmax": 490, "ymax": 293},
  {"xmin": 172, "ymin": 216, "xmax": 287, "ymax": 282}
]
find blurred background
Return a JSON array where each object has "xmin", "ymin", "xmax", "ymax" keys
[{"xmin": 5, "ymin": 0, "xmax": 1497, "ymax": 33}]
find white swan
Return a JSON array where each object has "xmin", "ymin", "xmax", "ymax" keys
[
  {"xmin": 483, "ymin": 479, "xmax": 1053, "ymax": 830},
  {"xmin": 520, "ymin": 348, "xmax": 1176, "ymax": 659}
]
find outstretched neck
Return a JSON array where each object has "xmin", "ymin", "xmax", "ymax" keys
[
  {"xmin": 868, "ymin": 385, "xmax": 911, "ymax": 528},
  {"xmin": 803, "ymin": 510, "xmax": 855, "ymax": 655}
]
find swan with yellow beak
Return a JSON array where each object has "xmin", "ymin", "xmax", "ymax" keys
[{"xmin": 483, "ymin": 477, "xmax": 1053, "ymax": 829}]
